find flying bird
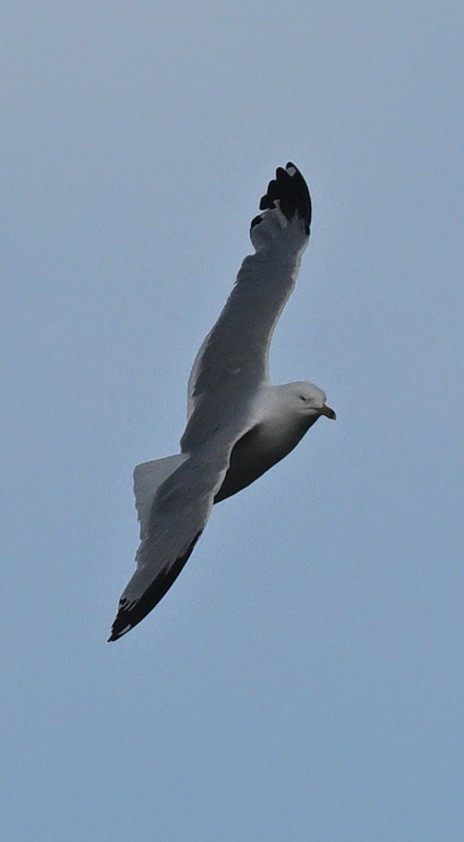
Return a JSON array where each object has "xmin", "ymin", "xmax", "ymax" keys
[{"xmin": 109, "ymin": 162, "xmax": 335, "ymax": 641}]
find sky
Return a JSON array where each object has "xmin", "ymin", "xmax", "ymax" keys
[{"xmin": 2, "ymin": 1, "xmax": 463, "ymax": 839}]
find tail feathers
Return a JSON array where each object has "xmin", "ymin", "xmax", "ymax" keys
[{"xmin": 133, "ymin": 454, "xmax": 187, "ymax": 540}]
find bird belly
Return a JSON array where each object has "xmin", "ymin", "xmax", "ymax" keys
[{"xmin": 214, "ymin": 416, "xmax": 317, "ymax": 503}]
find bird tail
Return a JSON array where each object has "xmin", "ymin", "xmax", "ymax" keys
[{"xmin": 133, "ymin": 454, "xmax": 188, "ymax": 540}]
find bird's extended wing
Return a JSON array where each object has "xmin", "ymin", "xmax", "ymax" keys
[
  {"xmin": 184, "ymin": 163, "xmax": 311, "ymax": 453},
  {"xmin": 108, "ymin": 445, "xmax": 232, "ymax": 641}
]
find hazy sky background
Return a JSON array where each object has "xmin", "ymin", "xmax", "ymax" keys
[{"xmin": 2, "ymin": 2, "xmax": 463, "ymax": 839}]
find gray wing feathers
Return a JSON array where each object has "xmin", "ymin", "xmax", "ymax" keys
[
  {"xmin": 109, "ymin": 448, "xmax": 230, "ymax": 640},
  {"xmin": 186, "ymin": 162, "xmax": 311, "ymax": 427},
  {"xmin": 183, "ymin": 213, "xmax": 307, "ymax": 452},
  {"xmin": 131, "ymin": 450, "xmax": 226, "ymax": 587}
]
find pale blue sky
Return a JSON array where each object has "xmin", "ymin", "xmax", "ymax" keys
[{"xmin": 2, "ymin": 2, "xmax": 463, "ymax": 840}]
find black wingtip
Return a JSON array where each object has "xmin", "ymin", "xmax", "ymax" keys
[
  {"xmin": 107, "ymin": 531, "xmax": 203, "ymax": 642},
  {"xmin": 251, "ymin": 162, "xmax": 311, "ymax": 235},
  {"xmin": 107, "ymin": 632, "xmax": 126, "ymax": 642},
  {"xmin": 107, "ymin": 606, "xmax": 132, "ymax": 642}
]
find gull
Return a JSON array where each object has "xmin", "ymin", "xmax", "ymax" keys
[{"xmin": 108, "ymin": 162, "xmax": 335, "ymax": 641}]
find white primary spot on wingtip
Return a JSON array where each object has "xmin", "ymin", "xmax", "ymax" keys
[
  {"xmin": 119, "ymin": 624, "xmax": 132, "ymax": 637},
  {"xmin": 286, "ymin": 166, "xmax": 296, "ymax": 176}
]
